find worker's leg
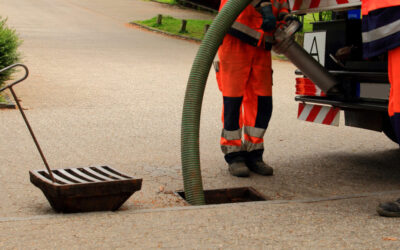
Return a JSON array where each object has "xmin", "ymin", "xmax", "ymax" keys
[
  {"xmin": 217, "ymin": 37, "xmax": 252, "ymax": 168},
  {"xmin": 376, "ymin": 47, "xmax": 400, "ymax": 217},
  {"xmin": 388, "ymin": 47, "xmax": 400, "ymax": 145},
  {"xmin": 242, "ymin": 49, "xmax": 274, "ymax": 175}
]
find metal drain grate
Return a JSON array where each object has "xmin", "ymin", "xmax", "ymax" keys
[
  {"xmin": 32, "ymin": 166, "xmax": 132, "ymax": 185},
  {"xmin": 30, "ymin": 166, "xmax": 142, "ymax": 212}
]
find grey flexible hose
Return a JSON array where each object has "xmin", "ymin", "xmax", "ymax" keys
[{"xmin": 181, "ymin": 0, "xmax": 252, "ymax": 205}]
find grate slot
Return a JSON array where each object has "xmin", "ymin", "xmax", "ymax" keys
[
  {"xmin": 44, "ymin": 171, "xmax": 75, "ymax": 184},
  {"xmin": 90, "ymin": 167, "xmax": 119, "ymax": 180},
  {"xmin": 77, "ymin": 168, "xmax": 106, "ymax": 181},
  {"xmin": 101, "ymin": 166, "xmax": 131, "ymax": 178},
  {"xmin": 64, "ymin": 169, "xmax": 94, "ymax": 183},
  {"xmin": 69, "ymin": 168, "xmax": 102, "ymax": 182},
  {"xmin": 58, "ymin": 169, "xmax": 91, "ymax": 183},
  {"xmin": 38, "ymin": 171, "xmax": 65, "ymax": 184},
  {"xmin": 53, "ymin": 170, "xmax": 80, "ymax": 184},
  {"xmin": 83, "ymin": 167, "xmax": 115, "ymax": 181}
]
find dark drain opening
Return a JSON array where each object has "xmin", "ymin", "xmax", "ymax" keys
[{"xmin": 176, "ymin": 187, "xmax": 267, "ymax": 205}]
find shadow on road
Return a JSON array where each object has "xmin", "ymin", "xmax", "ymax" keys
[{"xmin": 321, "ymin": 148, "xmax": 400, "ymax": 187}]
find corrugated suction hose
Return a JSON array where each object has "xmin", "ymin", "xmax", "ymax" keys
[{"xmin": 181, "ymin": 0, "xmax": 252, "ymax": 205}]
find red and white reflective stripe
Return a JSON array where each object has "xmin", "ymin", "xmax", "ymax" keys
[
  {"xmin": 291, "ymin": 0, "xmax": 357, "ymax": 11},
  {"xmin": 298, "ymin": 103, "xmax": 340, "ymax": 126},
  {"xmin": 296, "ymin": 78, "xmax": 326, "ymax": 97}
]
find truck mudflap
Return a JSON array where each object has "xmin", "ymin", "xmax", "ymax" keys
[
  {"xmin": 296, "ymin": 95, "xmax": 390, "ymax": 132},
  {"xmin": 298, "ymin": 103, "xmax": 340, "ymax": 126},
  {"xmin": 289, "ymin": 0, "xmax": 361, "ymax": 14}
]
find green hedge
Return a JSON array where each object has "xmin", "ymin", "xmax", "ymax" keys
[{"xmin": 0, "ymin": 17, "xmax": 22, "ymax": 86}]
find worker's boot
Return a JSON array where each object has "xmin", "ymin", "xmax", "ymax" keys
[
  {"xmin": 377, "ymin": 198, "xmax": 400, "ymax": 217},
  {"xmin": 245, "ymin": 160, "xmax": 273, "ymax": 176},
  {"xmin": 228, "ymin": 161, "xmax": 250, "ymax": 177}
]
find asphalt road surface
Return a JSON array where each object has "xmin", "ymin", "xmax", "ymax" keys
[{"xmin": 0, "ymin": 0, "xmax": 400, "ymax": 248}]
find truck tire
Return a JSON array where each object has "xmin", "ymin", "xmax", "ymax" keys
[{"xmin": 383, "ymin": 114, "xmax": 399, "ymax": 144}]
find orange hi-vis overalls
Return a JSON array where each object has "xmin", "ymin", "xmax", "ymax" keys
[
  {"xmin": 362, "ymin": 0, "xmax": 400, "ymax": 143},
  {"xmin": 217, "ymin": 0, "xmax": 289, "ymax": 163}
]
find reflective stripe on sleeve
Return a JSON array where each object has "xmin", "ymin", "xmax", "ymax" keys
[
  {"xmin": 231, "ymin": 22, "xmax": 262, "ymax": 41},
  {"xmin": 231, "ymin": 21, "xmax": 275, "ymax": 44},
  {"xmin": 362, "ymin": 19, "xmax": 400, "ymax": 43}
]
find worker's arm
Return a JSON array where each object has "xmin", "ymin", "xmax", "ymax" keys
[
  {"xmin": 276, "ymin": 0, "xmax": 290, "ymax": 23},
  {"xmin": 221, "ymin": 0, "xmax": 273, "ymax": 47},
  {"xmin": 259, "ymin": 1, "xmax": 277, "ymax": 31}
]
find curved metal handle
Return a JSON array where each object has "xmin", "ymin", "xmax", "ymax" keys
[
  {"xmin": 0, "ymin": 64, "xmax": 29, "ymax": 93},
  {"xmin": 0, "ymin": 63, "xmax": 55, "ymax": 182}
]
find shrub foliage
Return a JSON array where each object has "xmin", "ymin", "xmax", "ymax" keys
[{"xmin": 0, "ymin": 17, "xmax": 21, "ymax": 85}]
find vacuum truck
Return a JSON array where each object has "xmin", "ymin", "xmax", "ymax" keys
[
  {"xmin": 181, "ymin": 0, "xmax": 396, "ymax": 205},
  {"xmin": 286, "ymin": 0, "xmax": 397, "ymax": 143}
]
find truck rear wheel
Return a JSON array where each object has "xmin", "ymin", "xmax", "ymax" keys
[{"xmin": 383, "ymin": 115, "xmax": 399, "ymax": 144}]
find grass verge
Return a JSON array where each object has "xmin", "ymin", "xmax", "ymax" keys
[
  {"xmin": 0, "ymin": 94, "xmax": 6, "ymax": 103},
  {"xmin": 133, "ymin": 12, "xmax": 331, "ymax": 60},
  {"xmin": 134, "ymin": 16, "xmax": 212, "ymax": 40}
]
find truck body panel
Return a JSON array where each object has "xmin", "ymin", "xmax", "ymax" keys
[{"xmin": 289, "ymin": 0, "xmax": 361, "ymax": 14}]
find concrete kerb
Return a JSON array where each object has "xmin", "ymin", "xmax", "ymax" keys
[
  {"xmin": 2, "ymin": 189, "xmax": 400, "ymax": 223},
  {"xmin": 128, "ymin": 22, "xmax": 202, "ymax": 43}
]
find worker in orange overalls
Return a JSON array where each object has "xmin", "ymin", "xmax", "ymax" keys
[
  {"xmin": 216, "ymin": 0, "xmax": 293, "ymax": 177},
  {"xmin": 360, "ymin": 0, "xmax": 400, "ymax": 217}
]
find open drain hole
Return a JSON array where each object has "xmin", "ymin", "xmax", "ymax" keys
[{"xmin": 176, "ymin": 187, "xmax": 267, "ymax": 205}]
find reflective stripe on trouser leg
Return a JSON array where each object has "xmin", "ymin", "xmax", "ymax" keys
[
  {"xmin": 220, "ymin": 97, "xmax": 246, "ymax": 163},
  {"xmin": 244, "ymin": 96, "xmax": 273, "ymax": 161},
  {"xmin": 244, "ymin": 126, "xmax": 266, "ymax": 151},
  {"xmin": 221, "ymin": 128, "xmax": 243, "ymax": 154}
]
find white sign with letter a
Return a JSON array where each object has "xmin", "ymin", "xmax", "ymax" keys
[{"xmin": 304, "ymin": 31, "xmax": 326, "ymax": 66}]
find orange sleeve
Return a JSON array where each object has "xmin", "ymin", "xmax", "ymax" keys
[{"xmin": 362, "ymin": 0, "xmax": 400, "ymax": 15}]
